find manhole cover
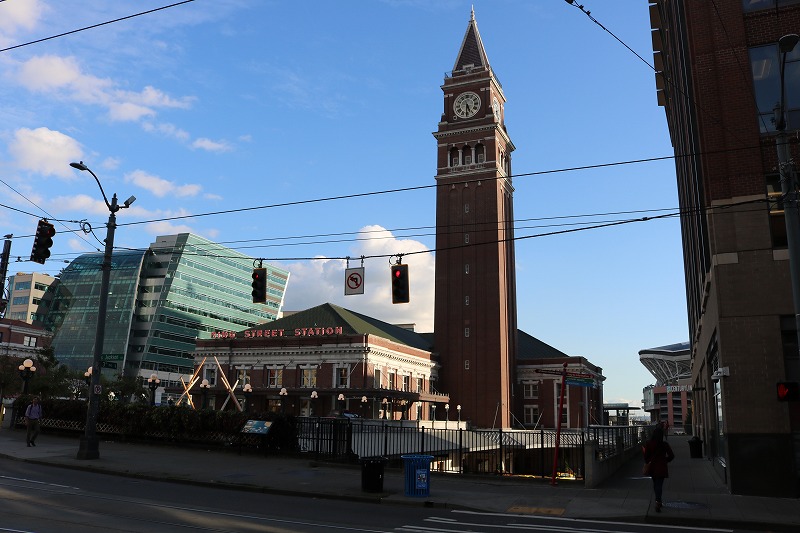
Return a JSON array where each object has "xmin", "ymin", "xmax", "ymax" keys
[{"xmin": 664, "ymin": 501, "xmax": 706, "ymax": 509}]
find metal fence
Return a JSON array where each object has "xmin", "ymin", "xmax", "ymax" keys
[{"xmin": 296, "ymin": 418, "xmax": 588, "ymax": 479}]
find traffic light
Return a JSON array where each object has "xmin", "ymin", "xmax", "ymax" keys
[
  {"xmin": 251, "ymin": 268, "xmax": 267, "ymax": 303},
  {"xmin": 30, "ymin": 218, "xmax": 55, "ymax": 264},
  {"xmin": 777, "ymin": 382, "xmax": 799, "ymax": 402},
  {"xmin": 391, "ymin": 264, "xmax": 409, "ymax": 304}
]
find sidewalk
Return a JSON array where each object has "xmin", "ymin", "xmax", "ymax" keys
[{"xmin": 0, "ymin": 427, "xmax": 798, "ymax": 531}]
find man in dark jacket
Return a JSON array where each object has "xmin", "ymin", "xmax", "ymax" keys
[{"xmin": 643, "ymin": 425, "xmax": 675, "ymax": 512}]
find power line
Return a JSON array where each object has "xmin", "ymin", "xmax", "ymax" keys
[{"xmin": 0, "ymin": 1, "xmax": 197, "ymax": 54}]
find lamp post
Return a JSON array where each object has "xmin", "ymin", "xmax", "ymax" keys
[
  {"xmin": 457, "ymin": 404, "xmax": 461, "ymax": 424},
  {"xmin": 310, "ymin": 390, "xmax": 318, "ymax": 416},
  {"xmin": 432, "ymin": 404, "xmax": 437, "ymax": 423},
  {"xmin": 337, "ymin": 393, "xmax": 345, "ymax": 413},
  {"xmin": 445, "ymin": 404, "xmax": 450, "ymax": 429},
  {"xmin": 70, "ymin": 161, "xmax": 136, "ymax": 461},
  {"xmin": 279, "ymin": 387, "xmax": 288, "ymax": 414},
  {"xmin": 199, "ymin": 378, "xmax": 211, "ymax": 409},
  {"xmin": 382, "ymin": 397, "xmax": 389, "ymax": 420},
  {"xmin": 18, "ymin": 358, "xmax": 36, "ymax": 394},
  {"xmin": 147, "ymin": 373, "xmax": 160, "ymax": 407},
  {"xmin": 361, "ymin": 395, "xmax": 368, "ymax": 418},
  {"xmin": 242, "ymin": 383, "xmax": 253, "ymax": 413},
  {"xmin": 775, "ymin": 34, "xmax": 800, "ymax": 356}
]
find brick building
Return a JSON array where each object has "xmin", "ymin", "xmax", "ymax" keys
[{"xmin": 650, "ymin": 0, "xmax": 800, "ymax": 495}]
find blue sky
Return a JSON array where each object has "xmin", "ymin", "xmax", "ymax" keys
[{"xmin": 0, "ymin": 0, "xmax": 686, "ymax": 411}]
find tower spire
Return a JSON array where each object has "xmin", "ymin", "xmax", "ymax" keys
[{"xmin": 453, "ymin": 8, "xmax": 490, "ymax": 74}]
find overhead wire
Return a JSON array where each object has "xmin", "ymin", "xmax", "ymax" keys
[{"xmin": 0, "ymin": 1, "xmax": 197, "ymax": 54}]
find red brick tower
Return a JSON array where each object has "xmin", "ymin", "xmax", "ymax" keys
[{"xmin": 433, "ymin": 9, "xmax": 517, "ymax": 428}]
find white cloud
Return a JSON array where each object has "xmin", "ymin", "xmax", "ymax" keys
[
  {"xmin": 125, "ymin": 169, "xmax": 202, "ymax": 198},
  {"xmin": 0, "ymin": 0, "xmax": 44, "ymax": 45},
  {"xmin": 51, "ymin": 194, "xmax": 113, "ymax": 216},
  {"xmin": 9, "ymin": 127, "xmax": 82, "ymax": 178},
  {"xmin": 14, "ymin": 55, "xmax": 193, "ymax": 123},
  {"xmin": 280, "ymin": 225, "xmax": 435, "ymax": 332},
  {"xmin": 192, "ymin": 138, "xmax": 232, "ymax": 152},
  {"xmin": 204, "ymin": 193, "xmax": 224, "ymax": 200},
  {"xmin": 145, "ymin": 220, "xmax": 196, "ymax": 236},
  {"xmin": 141, "ymin": 122, "xmax": 191, "ymax": 141}
]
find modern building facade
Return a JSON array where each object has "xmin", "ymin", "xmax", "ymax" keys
[
  {"xmin": 433, "ymin": 8, "xmax": 518, "ymax": 429},
  {"xmin": 650, "ymin": 0, "xmax": 800, "ymax": 495},
  {"xmin": 5, "ymin": 272, "xmax": 55, "ymax": 323},
  {"xmin": 41, "ymin": 233, "xmax": 288, "ymax": 388},
  {"xmin": 640, "ymin": 342, "xmax": 692, "ymax": 433}
]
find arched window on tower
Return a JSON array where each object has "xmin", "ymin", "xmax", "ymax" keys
[
  {"xmin": 475, "ymin": 143, "xmax": 485, "ymax": 164},
  {"xmin": 449, "ymin": 147, "xmax": 460, "ymax": 167},
  {"xmin": 462, "ymin": 144, "xmax": 472, "ymax": 165}
]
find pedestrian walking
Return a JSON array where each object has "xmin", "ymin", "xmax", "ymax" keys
[
  {"xmin": 643, "ymin": 424, "xmax": 674, "ymax": 512},
  {"xmin": 24, "ymin": 396, "xmax": 43, "ymax": 447}
]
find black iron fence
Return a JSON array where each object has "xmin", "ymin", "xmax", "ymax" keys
[{"xmin": 296, "ymin": 418, "xmax": 588, "ymax": 479}]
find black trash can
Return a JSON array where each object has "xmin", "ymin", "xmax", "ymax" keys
[
  {"xmin": 688, "ymin": 436, "xmax": 703, "ymax": 458},
  {"xmin": 360, "ymin": 456, "xmax": 388, "ymax": 492}
]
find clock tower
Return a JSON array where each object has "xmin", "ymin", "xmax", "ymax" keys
[{"xmin": 433, "ymin": 10, "xmax": 517, "ymax": 429}]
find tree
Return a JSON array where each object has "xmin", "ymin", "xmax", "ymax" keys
[{"xmin": 28, "ymin": 346, "xmax": 72, "ymax": 399}]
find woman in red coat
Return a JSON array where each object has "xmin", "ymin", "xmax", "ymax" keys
[{"xmin": 643, "ymin": 425, "xmax": 674, "ymax": 512}]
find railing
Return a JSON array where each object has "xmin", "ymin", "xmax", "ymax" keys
[{"xmin": 296, "ymin": 418, "xmax": 586, "ymax": 478}]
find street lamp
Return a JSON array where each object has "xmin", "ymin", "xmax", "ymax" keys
[
  {"xmin": 18, "ymin": 358, "xmax": 36, "ymax": 394},
  {"xmin": 147, "ymin": 373, "xmax": 160, "ymax": 406},
  {"xmin": 432, "ymin": 404, "xmax": 437, "ymax": 422},
  {"xmin": 70, "ymin": 161, "xmax": 136, "ymax": 461},
  {"xmin": 445, "ymin": 404, "xmax": 450, "ymax": 429},
  {"xmin": 199, "ymin": 378, "xmax": 211, "ymax": 409},
  {"xmin": 279, "ymin": 387, "xmax": 288, "ymax": 414},
  {"xmin": 774, "ymin": 34, "xmax": 800, "ymax": 357},
  {"xmin": 382, "ymin": 397, "xmax": 389, "ymax": 420},
  {"xmin": 457, "ymin": 404, "xmax": 462, "ymax": 423},
  {"xmin": 242, "ymin": 383, "xmax": 253, "ymax": 413},
  {"xmin": 337, "ymin": 393, "xmax": 345, "ymax": 413},
  {"xmin": 310, "ymin": 390, "xmax": 318, "ymax": 416},
  {"xmin": 361, "ymin": 395, "xmax": 368, "ymax": 418}
]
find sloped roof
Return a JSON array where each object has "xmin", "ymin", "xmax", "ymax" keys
[
  {"xmin": 453, "ymin": 8, "xmax": 490, "ymax": 72},
  {"xmin": 253, "ymin": 303, "xmax": 433, "ymax": 352},
  {"xmin": 517, "ymin": 329, "xmax": 571, "ymax": 360}
]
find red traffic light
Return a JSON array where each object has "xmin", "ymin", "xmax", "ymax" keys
[
  {"xmin": 777, "ymin": 382, "xmax": 799, "ymax": 402},
  {"xmin": 391, "ymin": 264, "xmax": 409, "ymax": 304},
  {"xmin": 251, "ymin": 267, "xmax": 267, "ymax": 304}
]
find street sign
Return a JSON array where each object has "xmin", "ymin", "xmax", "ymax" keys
[
  {"xmin": 101, "ymin": 353, "xmax": 124, "ymax": 362},
  {"xmin": 345, "ymin": 267, "xmax": 365, "ymax": 295}
]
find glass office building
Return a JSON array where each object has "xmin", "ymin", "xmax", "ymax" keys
[{"xmin": 42, "ymin": 233, "xmax": 289, "ymax": 385}]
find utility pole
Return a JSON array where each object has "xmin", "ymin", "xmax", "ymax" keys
[{"xmin": 0, "ymin": 235, "xmax": 11, "ymax": 317}]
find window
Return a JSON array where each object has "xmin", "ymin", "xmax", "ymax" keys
[
  {"xmin": 388, "ymin": 371, "xmax": 396, "ymax": 390},
  {"xmin": 267, "ymin": 368, "xmax": 282, "ymax": 388},
  {"xmin": 743, "ymin": 0, "xmax": 800, "ymax": 12},
  {"xmin": 204, "ymin": 368, "xmax": 216, "ymax": 386},
  {"xmin": 750, "ymin": 43, "xmax": 800, "ymax": 133},
  {"xmin": 335, "ymin": 366, "xmax": 349, "ymax": 388},
  {"xmin": 12, "ymin": 296, "xmax": 28, "ymax": 305},
  {"xmin": 23, "ymin": 336, "xmax": 37, "ymax": 347},
  {"xmin": 301, "ymin": 368, "xmax": 317, "ymax": 388},
  {"xmin": 464, "ymin": 156, "xmax": 472, "ymax": 164},
  {"xmin": 402, "ymin": 375, "xmax": 410, "ymax": 392},
  {"xmin": 416, "ymin": 377, "xmax": 423, "ymax": 393},
  {"xmin": 523, "ymin": 382, "xmax": 539, "ymax": 399},
  {"xmin": 34, "ymin": 282, "xmax": 48, "ymax": 291},
  {"xmin": 374, "ymin": 368, "xmax": 382, "ymax": 388},
  {"xmin": 524, "ymin": 405, "xmax": 539, "ymax": 426},
  {"xmin": 237, "ymin": 369, "xmax": 250, "ymax": 386},
  {"xmin": 14, "ymin": 281, "xmax": 31, "ymax": 291}
]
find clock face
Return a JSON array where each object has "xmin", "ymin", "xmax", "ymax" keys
[{"xmin": 454, "ymin": 92, "xmax": 481, "ymax": 119}]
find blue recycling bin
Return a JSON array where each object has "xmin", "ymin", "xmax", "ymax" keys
[{"xmin": 401, "ymin": 454, "xmax": 433, "ymax": 497}]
